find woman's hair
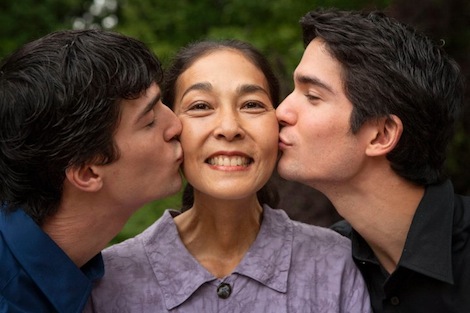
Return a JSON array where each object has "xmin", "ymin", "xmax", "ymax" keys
[
  {"xmin": 0, "ymin": 29, "xmax": 163, "ymax": 224},
  {"xmin": 163, "ymin": 39, "xmax": 280, "ymax": 211}
]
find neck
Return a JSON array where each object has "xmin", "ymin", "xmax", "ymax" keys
[
  {"xmin": 41, "ymin": 198, "xmax": 131, "ymax": 268},
  {"xmin": 315, "ymin": 171, "xmax": 425, "ymax": 273},
  {"xmin": 174, "ymin": 192, "xmax": 263, "ymax": 278}
]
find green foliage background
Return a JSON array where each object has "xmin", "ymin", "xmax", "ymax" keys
[{"xmin": 1, "ymin": 0, "xmax": 468, "ymax": 244}]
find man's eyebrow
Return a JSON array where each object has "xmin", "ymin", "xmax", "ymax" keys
[
  {"xmin": 295, "ymin": 74, "xmax": 335, "ymax": 94},
  {"xmin": 137, "ymin": 91, "xmax": 161, "ymax": 120},
  {"xmin": 180, "ymin": 82, "xmax": 212, "ymax": 101}
]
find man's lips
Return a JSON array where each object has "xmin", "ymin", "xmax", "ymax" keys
[
  {"xmin": 278, "ymin": 135, "xmax": 292, "ymax": 150},
  {"xmin": 175, "ymin": 146, "xmax": 184, "ymax": 163}
]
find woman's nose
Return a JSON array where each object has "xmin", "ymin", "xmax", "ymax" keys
[{"xmin": 213, "ymin": 110, "xmax": 245, "ymax": 141}]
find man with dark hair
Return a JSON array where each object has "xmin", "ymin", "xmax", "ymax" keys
[
  {"xmin": 276, "ymin": 8, "xmax": 469, "ymax": 312},
  {"xmin": 0, "ymin": 29, "xmax": 183, "ymax": 312}
]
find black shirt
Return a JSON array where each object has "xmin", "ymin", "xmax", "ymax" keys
[{"xmin": 332, "ymin": 180, "xmax": 470, "ymax": 313}]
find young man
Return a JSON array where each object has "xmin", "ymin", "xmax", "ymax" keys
[
  {"xmin": 276, "ymin": 8, "xmax": 469, "ymax": 313},
  {"xmin": 0, "ymin": 29, "xmax": 183, "ymax": 312}
]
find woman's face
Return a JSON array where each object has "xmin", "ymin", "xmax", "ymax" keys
[{"xmin": 173, "ymin": 49, "xmax": 278, "ymax": 201}]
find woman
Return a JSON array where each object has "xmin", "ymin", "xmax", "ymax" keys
[{"xmin": 86, "ymin": 40, "xmax": 371, "ymax": 313}]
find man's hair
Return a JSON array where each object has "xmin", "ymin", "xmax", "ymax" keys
[
  {"xmin": 0, "ymin": 29, "xmax": 163, "ymax": 224},
  {"xmin": 300, "ymin": 8, "xmax": 465, "ymax": 185},
  {"xmin": 162, "ymin": 39, "xmax": 280, "ymax": 210}
]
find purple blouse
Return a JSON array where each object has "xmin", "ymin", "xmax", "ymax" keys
[{"xmin": 85, "ymin": 205, "xmax": 371, "ymax": 312}]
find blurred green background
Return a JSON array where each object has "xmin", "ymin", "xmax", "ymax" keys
[{"xmin": 1, "ymin": 0, "xmax": 468, "ymax": 244}]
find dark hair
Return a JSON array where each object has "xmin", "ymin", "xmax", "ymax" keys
[
  {"xmin": 0, "ymin": 29, "xmax": 163, "ymax": 224},
  {"xmin": 300, "ymin": 8, "xmax": 465, "ymax": 185},
  {"xmin": 163, "ymin": 39, "xmax": 280, "ymax": 211}
]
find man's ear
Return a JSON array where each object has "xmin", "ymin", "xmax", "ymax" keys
[
  {"xmin": 366, "ymin": 114, "xmax": 403, "ymax": 157},
  {"xmin": 65, "ymin": 164, "xmax": 103, "ymax": 192}
]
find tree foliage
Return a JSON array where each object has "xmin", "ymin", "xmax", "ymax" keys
[
  {"xmin": 115, "ymin": 0, "xmax": 389, "ymax": 94},
  {"xmin": 0, "ymin": 0, "xmax": 87, "ymax": 58},
  {"xmin": 1, "ymin": 0, "xmax": 468, "ymax": 240}
]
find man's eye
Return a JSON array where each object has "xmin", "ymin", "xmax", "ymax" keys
[
  {"xmin": 146, "ymin": 119, "xmax": 156, "ymax": 128},
  {"xmin": 306, "ymin": 94, "xmax": 320, "ymax": 101}
]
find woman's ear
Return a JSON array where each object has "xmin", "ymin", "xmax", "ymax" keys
[
  {"xmin": 65, "ymin": 164, "xmax": 103, "ymax": 192},
  {"xmin": 366, "ymin": 114, "xmax": 403, "ymax": 157}
]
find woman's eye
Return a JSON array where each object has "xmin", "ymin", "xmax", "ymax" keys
[
  {"xmin": 242, "ymin": 101, "xmax": 265, "ymax": 110},
  {"xmin": 188, "ymin": 102, "xmax": 210, "ymax": 110}
]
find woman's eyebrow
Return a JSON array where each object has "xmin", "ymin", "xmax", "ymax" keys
[
  {"xmin": 180, "ymin": 82, "xmax": 212, "ymax": 101},
  {"xmin": 236, "ymin": 84, "xmax": 268, "ymax": 96}
]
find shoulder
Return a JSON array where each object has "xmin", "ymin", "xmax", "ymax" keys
[
  {"xmin": 103, "ymin": 210, "xmax": 173, "ymax": 259},
  {"xmin": 1, "ymin": 212, "xmax": 33, "ymax": 292},
  {"xmin": 98, "ymin": 210, "xmax": 180, "ymax": 279},
  {"xmin": 290, "ymin": 219, "xmax": 352, "ymax": 254},
  {"xmin": 454, "ymin": 191, "xmax": 470, "ymax": 212},
  {"xmin": 89, "ymin": 211, "xmax": 179, "ymax": 311},
  {"xmin": 264, "ymin": 206, "xmax": 352, "ymax": 255},
  {"xmin": 276, "ymin": 213, "xmax": 371, "ymax": 312},
  {"xmin": 99, "ymin": 211, "xmax": 172, "ymax": 279},
  {"xmin": 452, "ymin": 190, "xmax": 470, "ymax": 260},
  {"xmin": 264, "ymin": 207, "xmax": 353, "ymax": 268},
  {"xmin": 285, "ymin": 217, "xmax": 358, "ymax": 279},
  {"xmin": 0, "ymin": 233, "xmax": 20, "ymax": 291},
  {"xmin": 0, "ymin": 237, "xmax": 55, "ymax": 312}
]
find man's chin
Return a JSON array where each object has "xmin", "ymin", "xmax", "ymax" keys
[
  {"xmin": 157, "ymin": 175, "xmax": 183, "ymax": 199},
  {"xmin": 276, "ymin": 162, "xmax": 297, "ymax": 182}
]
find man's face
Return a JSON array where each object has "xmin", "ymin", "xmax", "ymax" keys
[
  {"xmin": 100, "ymin": 83, "xmax": 183, "ymax": 211},
  {"xmin": 276, "ymin": 38, "xmax": 370, "ymax": 190}
]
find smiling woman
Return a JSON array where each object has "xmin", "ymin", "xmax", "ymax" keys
[
  {"xmin": 86, "ymin": 39, "xmax": 372, "ymax": 313},
  {"xmin": 173, "ymin": 47, "xmax": 278, "ymax": 204}
]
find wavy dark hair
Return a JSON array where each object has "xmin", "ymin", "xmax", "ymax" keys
[
  {"xmin": 163, "ymin": 39, "xmax": 280, "ymax": 211},
  {"xmin": 0, "ymin": 29, "xmax": 163, "ymax": 224},
  {"xmin": 300, "ymin": 8, "xmax": 465, "ymax": 185}
]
